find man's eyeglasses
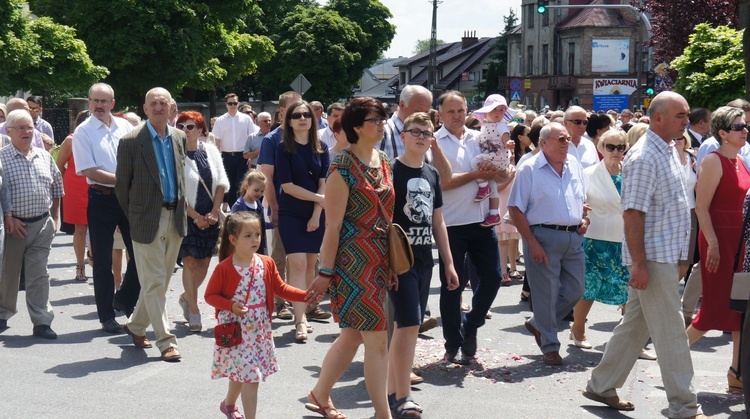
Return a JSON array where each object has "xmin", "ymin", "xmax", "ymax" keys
[
  {"xmin": 566, "ymin": 119, "xmax": 588, "ymax": 126},
  {"xmin": 604, "ymin": 143, "xmax": 627, "ymax": 152},
  {"xmin": 8, "ymin": 126, "xmax": 34, "ymax": 132},
  {"xmin": 364, "ymin": 116, "xmax": 386, "ymax": 125},
  {"xmin": 290, "ymin": 112, "xmax": 312, "ymax": 120},
  {"xmin": 89, "ymin": 98, "xmax": 112, "ymax": 105},
  {"xmin": 28, "ymin": 107, "xmax": 41, "ymax": 113},
  {"xmin": 729, "ymin": 123, "xmax": 750, "ymax": 132},
  {"xmin": 549, "ymin": 135, "xmax": 571, "ymax": 143},
  {"xmin": 405, "ymin": 129, "xmax": 434, "ymax": 139},
  {"xmin": 176, "ymin": 123, "xmax": 197, "ymax": 131},
  {"xmin": 226, "ymin": 102, "xmax": 239, "ymax": 106}
]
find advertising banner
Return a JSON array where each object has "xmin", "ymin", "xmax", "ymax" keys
[
  {"xmin": 592, "ymin": 78, "xmax": 638, "ymax": 112},
  {"xmin": 592, "ymin": 39, "xmax": 630, "ymax": 73}
]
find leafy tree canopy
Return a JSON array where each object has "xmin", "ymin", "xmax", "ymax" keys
[
  {"xmin": 413, "ymin": 39, "xmax": 445, "ymax": 55},
  {"xmin": 29, "ymin": 0, "xmax": 274, "ymax": 107},
  {"xmin": 0, "ymin": 1, "xmax": 107, "ymax": 98},
  {"xmin": 671, "ymin": 24, "xmax": 745, "ymax": 110}
]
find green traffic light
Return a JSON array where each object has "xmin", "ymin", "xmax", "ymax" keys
[
  {"xmin": 646, "ymin": 87, "xmax": 655, "ymax": 95},
  {"xmin": 537, "ymin": 5, "xmax": 546, "ymax": 14}
]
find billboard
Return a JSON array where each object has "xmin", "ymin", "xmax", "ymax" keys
[
  {"xmin": 592, "ymin": 78, "xmax": 638, "ymax": 112},
  {"xmin": 592, "ymin": 39, "xmax": 630, "ymax": 73}
]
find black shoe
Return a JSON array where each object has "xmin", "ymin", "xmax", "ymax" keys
[
  {"xmin": 462, "ymin": 323, "xmax": 478, "ymax": 358},
  {"xmin": 101, "ymin": 318, "xmax": 122, "ymax": 334},
  {"xmin": 32, "ymin": 325, "xmax": 57, "ymax": 339},
  {"xmin": 444, "ymin": 348, "xmax": 471, "ymax": 365},
  {"xmin": 0, "ymin": 319, "xmax": 7, "ymax": 329},
  {"xmin": 112, "ymin": 300, "xmax": 134, "ymax": 317},
  {"xmin": 563, "ymin": 310, "xmax": 574, "ymax": 322}
]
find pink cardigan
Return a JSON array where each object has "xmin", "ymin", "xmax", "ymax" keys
[{"xmin": 204, "ymin": 254, "xmax": 307, "ymax": 319}]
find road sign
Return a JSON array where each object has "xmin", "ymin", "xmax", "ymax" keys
[
  {"xmin": 524, "ymin": 79, "xmax": 532, "ymax": 89},
  {"xmin": 510, "ymin": 90, "xmax": 522, "ymax": 102},
  {"xmin": 290, "ymin": 73, "xmax": 311, "ymax": 96},
  {"xmin": 643, "ymin": 98, "xmax": 652, "ymax": 108},
  {"xmin": 510, "ymin": 78, "xmax": 523, "ymax": 91}
]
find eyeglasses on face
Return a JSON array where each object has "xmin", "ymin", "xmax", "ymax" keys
[
  {"xmin": 226, "ymin": 102, "xmax": 239, "ymax": 106},
  {"xmin": 547, "ymin": 135, "xmax": 571, "ymax": 143},
  {"xmin": 604, "ymin": 143, "xmax": 627, "ymax": 152},
  {"xmin": 405, "ymin": 129, "xmax": 434, "ymax": 139},
  {"xmin": 290, "ymin": 112, "xmax": 312, "ymax": 120},
  {"xmin": 566, "ymin": 119, "xmax": 588, "ymax": 126},
  {"xmin": 28, "ymin": 107, "xmax": 41, "ymax": 112},
  {"xmin": 8, "ymin": 126, "xmax": 34, "ymax": 132},
  {"xmin": 177, "ymin": 123, "xmax": 197, "ymax": 131},
  {"xmin": 363, "ymin": 116, "xmax": 386, "ymax": 125},
  {"xmin": 729, "ymin": 123, "xmax": 750, "ymax": 132},
  {"xmin": 89, "ymin": 98, "xmax": 112, "ymax": 105}
]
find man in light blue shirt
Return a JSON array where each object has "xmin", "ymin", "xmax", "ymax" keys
[
  {"xmin": 508, "ymin": 122, "xmax": 589, "ymax": 366},
  {"xmin": 146, "ymin": 120, "xmax": 178, "ymax": 204}
]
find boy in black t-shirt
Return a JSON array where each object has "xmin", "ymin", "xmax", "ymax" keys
[{"xmin": 387, "ymin": 112, "xmax": 458, "ymax": 418}]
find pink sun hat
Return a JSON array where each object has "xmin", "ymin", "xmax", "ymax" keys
[{"xmin": 473, "ymin": 94, "xmax": 518, "ymax": 121}]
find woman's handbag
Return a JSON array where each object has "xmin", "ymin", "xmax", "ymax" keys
[
  {"xmin": 214, "ymin": 321, "xmax": 242, "ymax": 347},
  {"xmin": 730, "ymin": 203, "xmax": 750, "ymax": 312},
  {"xmin": 349, "ymin": 153, "xmax": 414, "ymax": 275}
]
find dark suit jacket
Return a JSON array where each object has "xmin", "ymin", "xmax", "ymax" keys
[
  {"xmin": 115, "ymin": 123, "xmax": 187, "ymax": 244},
  {"xmin": 687, "ymin": 130, "xmax": 702, "ymax": 149}
]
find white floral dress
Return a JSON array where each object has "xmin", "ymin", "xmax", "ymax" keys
[{"xmin": 211, "ymin": 257, "xmax": 278, "ymax": 383}]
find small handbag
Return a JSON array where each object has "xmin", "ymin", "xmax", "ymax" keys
[
  {"xmin": 730, "ymin": 204, "xmax": 750, "ymax": 312},
  {"xmin": 214, "ymin": 260, "xmax": 255, "ymax": 347},
  {"xmin": 349, "ymin": 153, "xmax": 414, "ymax": 275}
]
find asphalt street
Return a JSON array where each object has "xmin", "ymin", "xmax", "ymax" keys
[{"xmin": 0, "ymin": 232, "xmax": 745, "ymax": 418}]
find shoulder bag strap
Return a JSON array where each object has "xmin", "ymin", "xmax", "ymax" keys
[{"xmin": 347, "ymin": 152, "xmax": 392, "ymax": 229}]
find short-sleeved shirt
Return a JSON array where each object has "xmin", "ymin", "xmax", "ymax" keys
[
  {"xmin": 508, "ymin": 152, "xmax": 586, "ymax": 226},
  {"xmin": 568, "ymin": 137, "xmax": 599, "ymax": 169},
  {"xmin": 211, "ymin": 112, "xmax": 258, "ymax": 152},
  {"xmin": 275, "ymin": 141, "xmax": 330, "ymax": 218},
  {"xmin": 434, "ymin": 125, "xmax": 488, "ymax": 226},
  {"xmin": 72, "ymin": 115, "xmax": 134, "ymax": 186},
  {"xmin": 1, "ymin": 145, "xmax": 64, "ymax": 218},
  {"xmin": 257, "ymin": 127, "xmax": 282, "ymax": 167},
  {"xmin": 392, "ymin": 160, "xmax": 443, "ymax": 268},
  {"xmin": 319, "ymin": 127, "xmax": 336, "ymax": 149},
  {"xmin": 243, "ymin": 131, "xmax": 266, "ymax": 165},
  {"xmin": 621, "ymin": 129, "xmax": 690, "ymax": 265},
  {"xmin": 34, "ymin": 117, "xmax": 54, "ymax": 141}
]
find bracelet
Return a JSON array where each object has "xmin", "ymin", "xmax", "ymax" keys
[
  {"xmin": 193, "ymin": 217, "xmax": 200, "ymax": 225},
  {"xmin": 318, "ymin": 271, "xmax": 333, "ymax": 279},
  {"xmin": 319, "ymin": 267, "xmax": 335, "ymax": 275}
]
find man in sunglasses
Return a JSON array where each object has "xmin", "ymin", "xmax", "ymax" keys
[
  {"xmin": 26, "ymin": 96, "xmax": 54, "ymax": 141},
  {"xmin": 508, "ymin": 122, "xmax": 588, "ymax": 366},
  {"xmin": 212, "ymin": 93, "xmax": 258, "ymax": 206},
  {"xmin": 563, "ymin": 106, "xmax": 599, "ymax": 169}
]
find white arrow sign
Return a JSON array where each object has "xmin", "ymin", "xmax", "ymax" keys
[{"xmin": 290, "ymin": 74, "xmax": 312, "ymax": 96}]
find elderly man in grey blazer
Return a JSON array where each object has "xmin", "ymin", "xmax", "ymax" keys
[{"xmin": 116, "ymin": 87, "xmax": 187, "ymax": 362}]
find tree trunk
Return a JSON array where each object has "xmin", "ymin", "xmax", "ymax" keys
[{"xmin": 741, "ymin": 0, "xmax": 750, "ymax": 98}]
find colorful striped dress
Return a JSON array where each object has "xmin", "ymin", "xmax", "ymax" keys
[{"xmin": 328, "ymin": 149, "xmax": 393, "ymax": 331}]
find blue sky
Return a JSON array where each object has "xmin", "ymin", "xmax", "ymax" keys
[{"xmin": 316, "ymin": 0, "xmax": 522, "ymax": 58}]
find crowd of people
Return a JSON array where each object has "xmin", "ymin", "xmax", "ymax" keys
[{"xmin": 0, "ymin": 84, "xmax": 748, "ymax": 419}]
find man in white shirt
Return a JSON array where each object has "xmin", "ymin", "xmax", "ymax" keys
[
  {"xmin": 72, "ymin": 83, "xmax": 139, "ymax": 334},
  {"xmin": 318, "ymin": 103, "xmax": 345, "ymax": 149},
  {"xmin": 212, "ymin": 93, "xmax": 258, "ymax": 205},
  {"xmin": 377, "ymin": 85, "xmax": 433, "ymax": 160},
  {"xmin": 431, "ymin": 91, "xmax": 503, "ymax": 365},
  {"xmin": 563, "ymin": 106, "xmax": 599, "ymax": 168}
]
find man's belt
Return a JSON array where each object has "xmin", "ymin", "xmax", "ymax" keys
[
  {"xmin": 90, "ymin": 184, "xmax": 115, "ymax": 195},
  {"xmin": 15, "ymin": 212, "xmax": 50, "ymax": 223},
  {"xmin": 162, "ymin": 202, "xmax": 178, "ymax": 210},
  {"xmin": 222, "ymin": 151, "xmax": 243, "ymax": 157},
  {"xmin": 533, "ymin": 224, "xmax": 578, "ymax": 232}
]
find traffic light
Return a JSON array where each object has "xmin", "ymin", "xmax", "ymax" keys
[
  {"xmin": 537, "ymin": 0, "xmax": 547, "ymax": 14},
  {"xmin": 641, "ymin": 71, "xmax": 655, "ymax": 96}
]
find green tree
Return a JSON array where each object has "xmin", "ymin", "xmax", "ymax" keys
[
  {"xmin": 326, "ymin": 0, "xmax": 395, "ymax": 68},
  {"xmin": 0, "ymin": 1, "xmax": 107, "ymax": 98},
  {"xmin": 671, "ymin": 23, "xmax": 745, "ymax": 110},
  {"xmin": 413, "ymin": 38, "xmax": 445, "ymax": 55},
  {"xmin": 29, "ymin": 0, "xmax": 274, "ymax": 107}
]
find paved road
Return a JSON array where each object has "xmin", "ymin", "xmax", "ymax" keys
[{"xmin": 0, "ymin": 232, "xmax": 745, "ymax": 418}]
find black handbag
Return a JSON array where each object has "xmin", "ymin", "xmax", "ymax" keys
[{"xmin": 730, "ymin": 203, "xmax": 750, "ymax": 312}]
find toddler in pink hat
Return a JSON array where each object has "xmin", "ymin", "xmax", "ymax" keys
[{"xmin": 472, "ymin": 94, "xmax": 517, "ymax": 227}]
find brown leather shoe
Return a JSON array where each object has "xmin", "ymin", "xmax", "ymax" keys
[
  {"xmin": 524, "ymin": 319, "xmax": 542, "ymax": 348},
  {"xmin": 123, "ymin": 324, "xmax": 152, "ymax": 348},
  {"xmin": 543, "ymin": 351, "xmax": 563, "ymax": 365},
  {"xmin": 161, "ymin": 346, "xmax": 182, "ymax": 362}
]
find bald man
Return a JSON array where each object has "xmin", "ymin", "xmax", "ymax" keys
[{"xmin": 0, "ymin": 98, "xmax": 45, "ymax": 149}]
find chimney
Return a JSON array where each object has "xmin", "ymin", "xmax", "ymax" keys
[{"xmin": 461, "ymin": 30, "xmax": 478, "ymax": 49}]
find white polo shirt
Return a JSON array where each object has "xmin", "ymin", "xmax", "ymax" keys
[
  {"xmin": 567, "ymin": 136, "xmax": 599, "ymax": 169},
  {"xmin": 212, "ymin": 112, "xmax": 258, "ymax": 152},
  {"xmin": 72, "ymin": 115, "xmax": 134, "ymax": 187},
  {"xmin": 435, "ymin": 125, "xmax": 488, "ymax": 227}
]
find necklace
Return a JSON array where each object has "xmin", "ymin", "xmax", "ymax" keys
[{"xmin": 718, "ymin": 148, "xmax": 739, "ymax": 170}]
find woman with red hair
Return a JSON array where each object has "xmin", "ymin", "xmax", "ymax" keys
[{"xmin": 176, "ymin": 110, "xmax": 230, "ymax": 332}]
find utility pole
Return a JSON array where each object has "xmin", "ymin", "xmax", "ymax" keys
[{"xmin": 428, "ymin": 0, "xmax": 441, "ymax": 94}]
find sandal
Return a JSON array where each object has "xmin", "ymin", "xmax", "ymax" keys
[
  {"xmin": 305, "ymin": 391, "xmax": 346, "ymax": 419},
  {"xmin": 188, "ymin": 313, "xmax": 202, "ymax": 333},
  {"xmin": 509, "ymin": 270, "xmax": 524, "ymax": 279},
  {"xmin": 728, "ymin": 366, "xmax": 743, "ymax": 393},
  {"xmin": 295, "ymin": 322, "xmax": 308, "ymax": 343},
  {"xmin": 520, "ymin": 291, "xmax": 530, "ymax": 302},
  {"xmin": 501, "ymin": 273, "xmax": 512, "ymax": 286},
  {"xmin": 220, "ymin": 400, "xmax": 244, "ymax": 419},
  {"xmin": 582, "ymin": 391, "xmax": 635, "ymax": 411},
  {"xmin": 393, "ymin": 396, "xmax": 423, "ymax": 418},
  {"xmin": 75, "ymin": 264, "xmax": 87, "ymax": 282}
]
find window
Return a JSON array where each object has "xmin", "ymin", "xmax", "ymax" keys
[
  {"xmin": 567, "ymin": 43, "xmax": 576, "ymax": 75},
  {"xmin": 527, "ymin": 45, "xmax": 534, "ymax": 76},
  {"xmin": 542, "ymin": 44, "xmax": 549, "ymax": 75},
  {"xmin": 527, "ymin": 5, "xmax": 535, "ymax": 28},
  {"xmin": 400, "ymin": 72, "xmax": 406, "ymax": 85},
  {"xmin": 482, "ymin": 68, "xmax": 488, "ymax": 80}
]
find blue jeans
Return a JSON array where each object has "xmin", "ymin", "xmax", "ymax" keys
[{"xmin": 439, "ymin": 223, "xmax": 502, "ymax": 351}]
